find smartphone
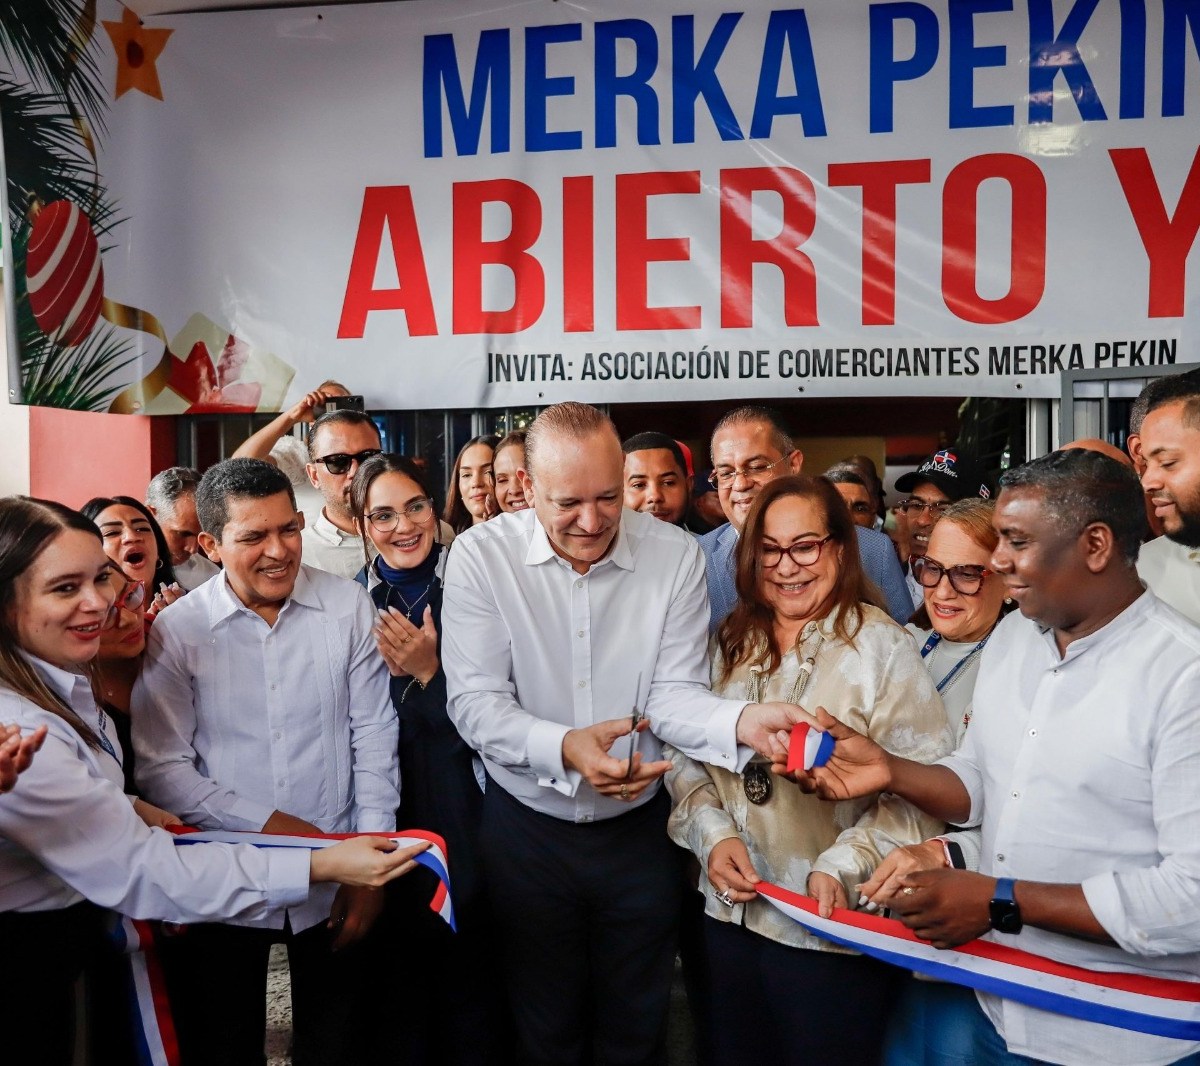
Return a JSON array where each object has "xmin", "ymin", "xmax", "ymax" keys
[{"xmin": 320, "ymin": 394, "xmax": 365, "ymax": 414}]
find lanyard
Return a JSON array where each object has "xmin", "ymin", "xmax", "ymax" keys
[
  {"xmin": 919, "ymin": 631, "xmax": 990, "ymax": 694},
  {"xmin": 95, "ymin": 706, "xmax": 121, "ymax": 765}
]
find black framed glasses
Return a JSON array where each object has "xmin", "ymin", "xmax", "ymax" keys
[
  {"xmin": 102, "ymin": 579, "xmax": 146, "ymax": 630},
  {"xmin": 761, "ymin": 535, "xmax": 833, "ymax": 569},
  {"xmin": 365, "ymin": 499, "xmax": 435, "ymax": 531},
  {"xmin": 709, "ymin": 454, "xmax": 791, "ymax": 488},
  {"xmin": 313, "ymin": 449, "xmax": 382, "ymax": 475},
  {"xmin": 899, "ymin": 497, "xmax": 950, "ymax": 517},
  {"xmin": 912, "ymin": 555, "xmax": 991, "ymax": 596}
]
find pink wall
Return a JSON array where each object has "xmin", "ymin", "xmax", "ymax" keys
[{"xmin": 29, "ymin": 407, "xmax": 176, "ymax": 508}]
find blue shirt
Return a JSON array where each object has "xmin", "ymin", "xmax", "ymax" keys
[{"xmin": 698, "ymin": 522, "xmax": 914, "ymax": 633}]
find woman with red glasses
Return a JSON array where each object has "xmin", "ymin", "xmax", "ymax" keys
[
  {"xmin": 0, "ymin": 497, "xmax": 430, "ymax": 1066},
  {"xmin": 665, "ymin": 475, "xmax": 953, "ymax": 1064}
]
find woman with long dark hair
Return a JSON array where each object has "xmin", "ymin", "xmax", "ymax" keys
[
  {"xmin": 665, "ymin": 475, "xmax": 953, "ymax": 1064},
  {"xmin": 80, "ymin": 495, "xmax": 180, "ymax": 606},
  {"xmin": 0, "ymin": 496, "xmax": 429, "ymax": 1066},
  {"xmin": 442, "ymin": 435, "xmax": 499, "ymax": 533}
]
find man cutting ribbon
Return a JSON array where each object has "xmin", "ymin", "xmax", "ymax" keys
[{"xmin": 771, "ymin": 450, "xmax": 1200, "ymax": 1066}]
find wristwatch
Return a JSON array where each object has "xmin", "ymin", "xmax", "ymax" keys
[{"xmin": 989, "ymin": 877, "xmax": 1023, "ymax": 934}]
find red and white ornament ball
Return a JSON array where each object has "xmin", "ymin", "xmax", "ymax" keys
[{"xmin": 25, "ymin": 199, "xmax": 105, "ymax": 347}]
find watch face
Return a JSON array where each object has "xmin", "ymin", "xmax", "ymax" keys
[{"xmin": 989, "ymin": 899, "xmax": 1022, "ymax": 934}]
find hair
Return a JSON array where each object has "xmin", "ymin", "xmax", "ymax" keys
[
  {"xmin": 1139, "ymin": 368, "xmax": 1200, "ymax": 431},
  {"xmin": 80, "ymin": 495, "xmax": 178, "ymax": 592},
  {"xmin": 621, "ymin": 432, "xmax": 689, "ymax": 478},
  {"xmin": 494, "ymin": 430, "xmax": 528, "ymax": 465},
  {"xmin": 195, "ymin": 458, "xmax": 297, "ymax": 543},
  {"xmin": 823, "ymin": 467, "xmax": 868, "ymax": 490},
  {"xmin": 307, "ymin": 409, "xmax": 381, "ymax": 461},
  {"xmin": 0, "ymin": 497, "xmax": 110, "ymax": 749},
  {"xmin": 349, "ymin": 453, "xmax": 437, "ymax": 569},
  {"xmin": 717, "ymin": 475, "xmax": 882, "ymax": 680},
  {"xmin": 525, "ymin": 402, "xmax": 619, "ymax": 481},
  {"xmin": 998, "ymin": 449, "xmax": 1146, "ymax": 567},
  {"xmin": 907, "ymin": 498, "xmax": 1015, "ymax": 629},
  {"xmin": 146, "ymin": 466, "xmax": 203, "ymax": 515},
  {"xmin": 317, "ymin": 379, "xmax": 349, "ymax": 394},
  {"xmin": 710, "ymin": 405, "xmax": 794, "ymax": 460},
  {"xmin": 442, "ymin": 434, "xmax": 500, "ymax": 534}
]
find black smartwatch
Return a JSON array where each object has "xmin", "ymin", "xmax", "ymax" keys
[{"xmin": 989, "ymin": 877, "xmax": 1023, "ymax": 934}]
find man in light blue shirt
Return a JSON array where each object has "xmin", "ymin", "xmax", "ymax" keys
[{"xmin": 698, "ymin": 406, "xmax": 914, "ymax": 632}]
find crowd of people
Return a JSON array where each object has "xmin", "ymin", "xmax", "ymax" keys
[{"xmin": 1, "ymin": 368, "xmax": 1199, "ymax": 1066}]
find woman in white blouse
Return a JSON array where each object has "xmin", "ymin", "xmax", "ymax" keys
[
  {"xmin": 665, "ymin": 475, "xmax": 953, "ymax": 1064},
  {"xmin": 0, "ymin": 496, "xmax": 428, "ymax": 1066}
]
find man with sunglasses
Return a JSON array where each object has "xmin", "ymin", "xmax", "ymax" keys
[
  {"xmin": 301, "ymin": 409, "xmax": 384, "ymax": 579},
  {"xmin": 698, "ymin": 406, "xmax": 914, "ymax": 631},
  {"xmin": 894, "ymin": 448, "xmax": 992, "ymax": 604}
]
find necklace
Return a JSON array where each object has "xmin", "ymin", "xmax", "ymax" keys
[
  {"xmin": 741, "ymin": 629, "xmax": 826, "ymax": 805},
  {"xmin": 385, "ymin": 578, "xmax": 435, "ymax": 621}
]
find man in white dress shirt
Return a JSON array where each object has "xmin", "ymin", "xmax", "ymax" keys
[
  {"xmin": 132, "ymin": 458, "xmax": 399, "ymax": 1066},
  {"xmin": 441, "ymin": 402, "xmax": 815, "ymax": 1066},
  {"xmin": 299, "ymin": 409, "xmax": 383, "ymax": 580},
  {"xmin": 788, "ymin": 449, "xmax": 1200, "ymax": 1066},
  {"xmin": 1137, "ymin": 371, "xmax": 1200, "ymax": 626},
  {"xmin": 146, "ymin": 466, "xmax": 220, "ymax": 591}
]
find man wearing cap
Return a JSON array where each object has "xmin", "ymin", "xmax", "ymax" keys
[{"xmin": 894, "ymin": 449, "xmax": 992, "ymax": 605}]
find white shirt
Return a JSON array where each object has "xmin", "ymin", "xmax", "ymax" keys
[
  {"xmin": 941, "ymin": 592, "xmax": 1200, "ymax": 1066},
  {"xmin": 174, "ymin": 550, "xmax": 219, "ymax": 592},
  {"xmin": 300, "ymin": 509, "xmax": 371, "ymax": 581},
  {"xmin": 1137, "ymin": 536, "xmax": 1200, "ymax": 625},
  {"xmin": 441, "ymin": 507, "xmax": 751, "ymax": 823},
  {"xmin": 132, "ymin": 565, "xmax": 399, "ymax": 931},
  {"xmin": 0, "ymin": 656, "xmax": 309, "ymax": 920}
]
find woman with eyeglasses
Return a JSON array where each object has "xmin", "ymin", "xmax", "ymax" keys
[
  {"xmin": 443, "ymin": 435, "xmax": 500, "ymax": 534},
  {"xmin": 350, "ymin": 454, "xmax": 505, "ymax": 1064},
  {"xmin": 854, "ymin": 497, "xmax": 1012, "ymax": 1066},
  {"xmin": 0, "ymin": 496, "xmax": 430, "ymax": 1066},
  {"xmin": 665, "ymin": 475, "xmax": 953, "ymax": 1065}
]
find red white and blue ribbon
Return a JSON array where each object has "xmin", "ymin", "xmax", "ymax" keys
[
  {"xmin": 786, "ymin": 722, "xmax": 835, "ymax": 774},
  {"xmin": 108, "ymin": 914, "xmax": 180, "ymax": 1066},
  {"xmin": 758, "ymin": 882, "xmax": 1200, "ymax": 1042},
  {"xmin": 168, "ymin": 826, "xmax": 456, "ymax": 930}
]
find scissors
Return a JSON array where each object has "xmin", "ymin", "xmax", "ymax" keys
[{"xmin": 625, "ymin": 671, "xmax": 643, "ymax": 781}]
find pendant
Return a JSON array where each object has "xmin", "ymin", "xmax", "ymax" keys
[{"xmin": 743, "ymin": 762, "xmax": 772, "ymax": 805}]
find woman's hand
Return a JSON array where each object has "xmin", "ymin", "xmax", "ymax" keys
[
  {"xmin": 133, "ymin": 797, "xmax": 184, "ymax": 829},
  {"xmin": 147, "ymin": 582, "xmax": 185, "ymax": 618},
  {"xmin": 768, "ymin": 706, "xmax": 892, "ymax": 800},
  {"xmin": 807, "ymin": 870, "xmax": 848, "ymax": 918},
  {"xmin": 856, "ymin": 839, "xmax": 949, "ymax": 910},
  {"xmin": 374, "ymin": 605, "xmax": 438, "ymax": 684},
  {"xmin": 0, "ymin": 724, "xmax": 46, "ymax": 793},
  {"xmin": 310, "ymin": 836, "xmax": 430, "ymax": 888},
  {"xmin": 707, "ymin": 837, "xmax": 760, "ymax": 905}
]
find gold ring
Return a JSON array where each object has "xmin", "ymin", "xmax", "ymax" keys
[
  {"xmin": 620, "ymin": 784, "xmax": 629, "ymax": 800},
  {"xmin": 902, "ymin": 886, "xmax": 916, "ymax": 896},
  {"xmin": 401, "ymin": 637, "xmax": 413, "ymax": 645}
]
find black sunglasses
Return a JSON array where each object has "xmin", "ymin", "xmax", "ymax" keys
[{"xmin": 312, "ymin": 449, "xmax": 382, "ymax": 475}]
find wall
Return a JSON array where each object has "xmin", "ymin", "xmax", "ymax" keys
[{"xmin": 0, "ymin": 286, "xmax": 31, "ymax": 497}]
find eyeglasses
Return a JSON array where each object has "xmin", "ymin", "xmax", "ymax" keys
[
  {"xmin": 912, "ymin": 556, "xmax": 991, "ymax": 596},
  {"xmin": 102, "ymin": 579, "xmax": 146, "ymax": 630},
  {"xmin": 761, "ymin": 535, "xmax": 833, "ymax": 569},
  {"xmin": 899, "ymin": 498, "xmax": 950, "ymax": 517},
  {"xmin": 364, "ymin": 499, "xmax": 435, "ymax": 531},
  {"xmin": 313, "ymin": 449, "xmax": 382, "ymax": 475},
  {"xmin": 709, "ymin": 454, "xmax": 791, "ymax": 488}
]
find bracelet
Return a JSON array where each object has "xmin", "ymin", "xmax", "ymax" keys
[
  {"xmin": 400, "ymin": 676, "xmax": 428, "ymax": 703},
  {"xmin": 937, "ymin": 837, "xmax": 967, "ymax": 870}
]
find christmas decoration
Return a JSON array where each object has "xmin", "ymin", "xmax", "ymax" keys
[
  {"xmin": 102, "ymin": 5, "xmax": 173, "ymax": 101},
  {"xmin": 25, "ymin": 199, "xmax": 105, "ymax": 347}
]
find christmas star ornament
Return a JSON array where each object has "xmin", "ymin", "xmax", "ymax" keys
[{"xmin": 103, "ymin": 6, "xmax": 173, "ymax": 100}]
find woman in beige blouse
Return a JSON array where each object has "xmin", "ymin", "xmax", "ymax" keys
[{"xmin": 666, "ymin": 475, "xmax": 953, "ymax": 1064}]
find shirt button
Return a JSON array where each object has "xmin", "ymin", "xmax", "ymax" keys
[
  {"xmin": 550, "ymin": 778, "xmax": 557, "ymax": 785},
  {"xmin": 1029, "ymin": 729, "xmax": 1037, "ymax": 737},
  {"xmin": 278, "ymin": 779, "xmax": 287, "ymax": 787},
  {"xmin": 575, "ymin": 580, "xmax": 583, "ymax": 589},
  {"xmin": 1011, "ymin": 791, "xmax": 1020, "ymax": 799},
  {"xmin": 578, "ymin": 680, "xmax": 586, "ymax": 689},
  {"xmin": 274, "ymin": 731, "xmax": 282, "ymax": 740},
  {"xmin": 577, "ymin": 630, "xmax": 584, "ymax": 638},
  {"xmin": 581, "ymin": 815, "xmax": 592, "ymax": 822},
  {"xmin": 996, "ymin": 853, "xmax": 1005, "ymax": 863}
]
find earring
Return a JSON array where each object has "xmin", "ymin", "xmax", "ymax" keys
[
  {"xmin": 155, "ymin": 557, "xmax": 164, "ymax": 571},
  {"xmin": 1004, "ymin": 597, "xmax": 1013, "ymax": 604}
]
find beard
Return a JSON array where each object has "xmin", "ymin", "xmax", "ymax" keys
[{"xmin": 1167, "ymin": 508, "xmax": 1200, "ymax": 549}]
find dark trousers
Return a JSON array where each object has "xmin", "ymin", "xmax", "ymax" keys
[
  {"xmin": 703, "ymin": 915, "xmax": 904, "ymax": 1066},
  {"xmin": 480, "ymin": 784, "xmax": 683, "ymax": 1066},
  {"xmin": 159, "ymin": 915, "xmax": 370, "ymax": 1066},
  {"xmin": 0, "ymin": 902, "xmax": 106, "ymax": 1066}
]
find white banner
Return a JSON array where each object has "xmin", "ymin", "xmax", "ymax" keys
[{"xmin": 3, "ymin": 0, "xmax": 1199, "ymax": 412}]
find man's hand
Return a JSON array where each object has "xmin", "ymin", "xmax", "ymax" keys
[
  {"xmin": 262, "ymin": 811, "xmax": 322, "ymax": 836},
  {"xmin": 807, "ymin": 870, "xmax": 848, "ymax": 918},
  {"xmin": 707, "ymin": 837, "xmax": 759, "ymax": 904},
  {"xmin": 735, "ymin": 701, "xmax": 820, "ymax": 758},
  {"xmin": 0, "ymin": 724, "xmax": 45, "ymax": 793},
  {"xmin": 561, "ymin": 717, "xmax": 670, "ymax": 802},
  {"xmin": 767, "ymin": 706, "xmax": 892, "ymax": 800},
  {"xmin": 328, "ymin": 885, "xmax": 385, "ymax": 951},
  {"xmin": 857, "ymin": 840, "xmax": 949, "ymax": 910},
  {"xmin": 133, "ymin": 798, "xmax": 184, "ymax": 829},
  {"xmin": 286, "ymin": 388, "xmax": 336, "ymax": 426},
  {"xmin": 887, "ymin": 869, "xmax": 994, "ymax": 949},
  {"xmin": 374, "ymin": 605, "xmax": 438, "ymax": 684}
]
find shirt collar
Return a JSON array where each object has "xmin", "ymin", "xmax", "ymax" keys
[
  {"xmin": 1037, "ymin": 587, "xmax": 1153, "ymax": 663},
  {"xmin": 207, "ymin": 565, "xmax": 319, "ymax": 628},
  {"xmin": 312, "ymin": 509, "xmax": 357, "ymax": 546},
  {"xmin": 524, "ymin": 509, "xmax": 634, "ymax": 573},
  {"xmin": 24, "ymin": 653, "xmax": 93, "ymax": 709}
]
